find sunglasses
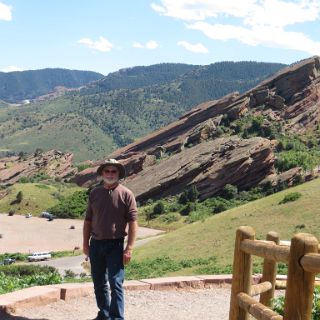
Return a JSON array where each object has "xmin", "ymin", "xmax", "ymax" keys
[{"xmin": 103, "ymin": 169, "xmax": 118, "ymax": 174}]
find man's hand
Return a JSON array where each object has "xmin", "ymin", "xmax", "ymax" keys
[
  {"xmin": 83, "ymin": 244, "xmax": 89, "ymax": 261},
  {"xmin": 123, "ymin": 249, "xmax": 132, "ymax": 265}
]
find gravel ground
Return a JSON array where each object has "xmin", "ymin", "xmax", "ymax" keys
[{"xmin": 7, "ymin": 288, "xmax": 231, "ymax": 320}]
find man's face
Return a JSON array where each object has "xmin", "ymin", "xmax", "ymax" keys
[{"xmin": 102, "ymin": 165, "xmax": 119, "ymax": 185}]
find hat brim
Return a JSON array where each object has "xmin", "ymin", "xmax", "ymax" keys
[{"xmin": 97, "ymin": 163, "xmax": 126, "ymax": 179}]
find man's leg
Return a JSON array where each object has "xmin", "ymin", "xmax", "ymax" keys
[
  {"xmin": 107, "ymin": 241, "xmax": 125, "ymax": 320},
  {"xmin": 90, "ymin": 239, "xmax": 110, "ymax": 320}
]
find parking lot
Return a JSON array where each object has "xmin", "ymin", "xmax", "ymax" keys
[{"xmin": 0, "ymin": 213, "xmax": 163, "ymax": 254}]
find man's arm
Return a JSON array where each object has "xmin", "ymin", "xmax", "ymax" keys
[
  {"xmin": 123, "ymin": 221, "xmax": 138, "ymax": 265},
  {"xmin": 83, "ymin": 220, "xmax": 92, "ymax": 259}
]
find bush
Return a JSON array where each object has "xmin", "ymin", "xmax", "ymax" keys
[
  {"xmin": 16, "ymin": 191, "xmax": 23, "ymax": 203},
  {"xmin": 160, "ymin": 213, "xmax": 180, "ymax": 223},
  {"xmin": 187, "ymin": 185, "xmax": 199, "ymax": 202},
  {"xmin": 221, "ymin": 184, "xmax": 238, "ymax": 200},
  {"xmin": 272, "ymin": 286, "xmax": 320, "ymax": 319},
  {"xmin": 178, "ymin": 185, "xmax": 199, "ymax": 204},
  {"xmin": 279, "ymin": 192, "xmax": 302, "ymax": 204},
  {"xmin": 48, "ymin": 190, "xmax": 88, "ymax": 218},
  {"xmin": 0, "ymin": 264, "xmax": 62, "ymax": 294},
  {"xmin": 180, "ymin": 202, "xmax": 196, "ymax": 216},
  {"xmin": 153, "ymin": 201, "xmax": 165, "ymax": 217},
  {"xmin": 64, "ymin": 269, "xmax": 77, "ymax": 278},
  {"xmin": 213, "ymin": 202, "xmax": 228, "ymax": 213}
]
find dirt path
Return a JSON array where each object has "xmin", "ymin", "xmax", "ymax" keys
[{"xmin": 4, "ymin": 288, "xmax": 231, "ymax": 320}]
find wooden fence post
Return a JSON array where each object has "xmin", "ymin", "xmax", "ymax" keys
[
  {"xmin": 229, "ymin": 226, "xmax": 255, "ymax": 320},
  {"xmin": 260, "ymin": 231, "xmax": 279, "ymax": 307},
  {"xmin": 283, "ymin": 233, "xmax": 319, "ymax": 320}
]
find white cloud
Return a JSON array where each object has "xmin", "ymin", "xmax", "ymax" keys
[
  {"xmin": 146, "ymin": 40, "xmax": 159, "ymax": 49},
  {"xmin": 188, "ymin": 22, "xmax": 320, "ymax": 55},
  {"xmin": 177, "ymin": 40, "xmax": 208, "ymax": 53},
  {"xmin": 151, "ymin": 0, "xmax": 257, "ymax": 21},
  {"xmin": 152, "ymin": 0, "xmax": 320, "ymax": 55},
  {"xmin": 78, "ymin": 36, "xmax": 113, "ymax": 52},
  {"xmin": 244, "ymin": 0, "xmax": 320, "ymax": 28},
  {"xmin": 0, "ymin": 2, "xmax": 12, "ymax": 21},
  {"xmin": 150, "ymin": 3, "xmax": 166, "ymax": 14},
  {"xmin": 0, "ymin": 65, "xmax": 23, "ymax": 72},
  {"xmin": 151, "ymin": 0, "xmax": 320, "ymax": 25},
  {"xmin": 132, "ymin": 40, "xmax": 159, "ymax": 49}
]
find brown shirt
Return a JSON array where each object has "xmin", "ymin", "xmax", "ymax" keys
[{"xmin": 85, "ymin": 184, "xmax": 137, "ymax": 240}]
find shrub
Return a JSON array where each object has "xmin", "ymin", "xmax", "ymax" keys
[
  {"xmin": 187, "ymin": 185, "xmax": 199, "ymax": 202},
  {"xmin": 160, "ymin": 213, "xmax": 180, "ymax": 223},
  {"xmin": 213, "ymin": 202, "xmax": 228, "ymax": 213},
  {"xmin": 180, "ymin": 202, "xmax": 196, "ymax": 216},
  {"xmin": 279, "ymin": 192, "xmax": 302, "ymax": 204},
  {"xmin": 48, "ymin": 190, "xmax": 88, "ymax": 218},
  {"xmin": 16, "ymin": 191, "xmax": 23, "ymax": 203},
  {"xmin": 272, "ymin": 286, "xmax": 320, "ymax": 319},
  {"xmin": 64, "ymin": 269, "xmax": 77, "ymax": 278},
  {"xmin": 178, "ymin": 192, "xmax": 188, "ymax": 205},
  {"xmin": 221, "ymin": 184, "xmax": 238, "ymax": 200},
  {"xmin": 178, "ymin": 185, "xmax": 199, "ymax": 204},
  {"xmin": 153, "ymin": 201, "xmax": 165, "ymax": 217},
  {"xmin": 0, "ymin": 265, "xmax": 62, "ymax": 294}
]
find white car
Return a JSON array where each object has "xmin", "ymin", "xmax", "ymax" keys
[
  {"xmin": 27, "ymin": 252, "xmax": 51, "ymax": 262},
  {"xmin": 25, "ymin": 213, "xmax": 32, "ymax": 218}
]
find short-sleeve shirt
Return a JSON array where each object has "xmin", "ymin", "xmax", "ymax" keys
[{"xmin": 85, "ymin": 184, "xmax": 137, "ymax": 240}]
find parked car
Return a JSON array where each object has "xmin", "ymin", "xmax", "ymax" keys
[
  {"xmin": 41, "ymin": 211, "xmax": 51, "ymax": 218},
  {"xmin": 3, "ymin": 258, "xmax": 16, "ymax": 265},
  {"xmin": 27, "ymin": 252, "xmax": 51, "ymax": 262},
  {"xmin": 25, "ymin": 213, "xmax": 32, "ymax": 218}
]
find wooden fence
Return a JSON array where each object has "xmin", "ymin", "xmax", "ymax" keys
[{"xmin": 229, "ymin": 226, "xmax": 320, "ymax": 320}]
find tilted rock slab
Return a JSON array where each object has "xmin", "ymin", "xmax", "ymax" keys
[{"xmin": 124, "ymin": 136, "xmax": 274, "ymax": 201}]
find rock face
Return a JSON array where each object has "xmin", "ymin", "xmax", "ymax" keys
[
  {"xmin": 74, "ymin": 56, "xmax": 320, "ymax": 200},
  {"xmin": 124, "ymin": 136, "xmax": 275, "ymax": 201},
  {"xmin": 0, "ymin": 150, "xmax": 76, "ymax": 185}
]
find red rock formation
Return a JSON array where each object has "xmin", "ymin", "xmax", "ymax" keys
[
  {"xmin": 0, "ymin": 150, "xmax": 76, "ymax": 185},
  {"xmin": 74, "ymin": 56, "xmax": 320, "ymax": 200}
]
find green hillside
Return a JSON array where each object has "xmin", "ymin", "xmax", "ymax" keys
[
  {"xmin": 0, "ymin": 182, "xmax": 84, "ymax": 215},
  {"xmin": 0, "ymin": 68, "xmax": 103, "ymax": 103},
  {"xmin": 132, "ymin": 178, "xmax": 320, "ymax": 274},
  {"xmin": 0, "ymin": 61, "xmax": 285, "ymax": 160}
]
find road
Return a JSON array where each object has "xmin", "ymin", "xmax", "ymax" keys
[{"xmin": 28, "ymin": 230, "xmax": 164, "ymax": 276}]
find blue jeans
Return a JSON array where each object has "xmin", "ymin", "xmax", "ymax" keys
[{"xmin": 89, "ymin": 238, "xmax": 125, "ymax": 320}]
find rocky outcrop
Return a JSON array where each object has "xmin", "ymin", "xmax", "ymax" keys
[
  {"xmin": 74, "ymin": 56, "xmax": 320, "ymax": 201},
  {"xmin": 123, "ymin": 136, "xmax": 274, "ymax": 201},
  {"xmin": 0, "ymin": 150, "xmax": 76, "ymax": 185}
]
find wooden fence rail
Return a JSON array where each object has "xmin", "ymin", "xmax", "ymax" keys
[{"xmin": 229, "ymin": 226, "xmax": 320, "ymax": 320}]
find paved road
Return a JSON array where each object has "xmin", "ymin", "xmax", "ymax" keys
[{"xmin": 28, "ymin": 230, "xmax": 164, "ymax": 276}]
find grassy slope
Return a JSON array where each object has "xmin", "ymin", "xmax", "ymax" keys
[
  {"xmin": 134, "ymin": 179, "xmax": 320, "ymax": 269},
  {"xmin": 0, "ymin": 110, "xmax": 114, "ymax": 162},
  {"xmin": 0, "ymin": 182, "xmax": 84, "ymax": 215}
]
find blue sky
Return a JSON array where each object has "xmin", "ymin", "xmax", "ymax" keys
[{"xmin": 0, "ymin": 0, "xmax": 320, "ymax": 75}]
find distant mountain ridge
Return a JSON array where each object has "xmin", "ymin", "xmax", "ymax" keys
[
  {"xmin": 0, "ymin": 68, "xmax": 104, "ymax": 103},
  {"xmin": 82, "ymin": 63, "xmax": 199, "ymax": 94},
  {"xmin": 0, "ymin": 61, "xmax": 286, "ymax": 161}
]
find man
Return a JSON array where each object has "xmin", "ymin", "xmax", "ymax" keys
[{"xmin": 83, "ymin": 159, "xmax": 138, "ymax": 320}]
